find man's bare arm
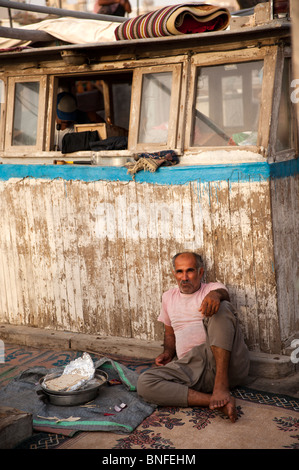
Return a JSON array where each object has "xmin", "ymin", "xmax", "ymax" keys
[
  {"xmin": 155, "ymin": 324, "xmax": 176, "ymax": 366},
  {"xmin": 199, "ymin": 288, "xmax": 230, "ymax": 317}
]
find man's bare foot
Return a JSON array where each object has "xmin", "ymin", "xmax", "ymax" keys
[
  {"xmin": 187, "ymin": 388, "xmax": 237, "ymax": 423},
  {"xmin": 209, "ymin": 388, "xmax": 231, "ymax": 410},
  {"xmin": 221, "ymin": 396, "xmax": 237, "ymax": 423},
  {"xmin": 210, "ymin": 394, "xmax": 237, "ymax": 423}
]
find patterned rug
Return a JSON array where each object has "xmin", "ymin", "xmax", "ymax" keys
[
  {"xmin": 114, "ymin": 3, "xmax": 230, "ymax": 40},
  {"xmin": 57, "ymin": 402, "xmax": 299, "ymax": 450},
  {"xmin": 1, "ymin": 344, "xmax": 298, "ymax": 450}
]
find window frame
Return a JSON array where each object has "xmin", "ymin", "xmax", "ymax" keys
[
  {"xmin": 268, "ymin": 47, "xmax": 298, "ymax": 160},
  {"xmin": 128, "ymin": 63, "xmax": 183, "ymax": 153},
  {"xmin": 46, "ymin": 71, "xmax": 134, "ymax": 153},
  {"xmin": 5, "ymin": 76, "xmax": 47, "ymax": 152},
  {"xmin": 185, "ymin": 46, "xmax": 278, "ymax": 154}
]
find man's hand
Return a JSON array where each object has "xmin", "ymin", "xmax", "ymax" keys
[
  {"xmin": 155, "ymin": 324, "xmax": 175, "ymax": 366},
  {"xmin": 199, "ymin": 289, "xmax": 229, "ymax": 317},
  {"xmin": 155, "ymin": 350, "xmax": 173, "ymax": 366}
]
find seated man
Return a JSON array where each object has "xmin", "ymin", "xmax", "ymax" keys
[{"xmin": 137, "ymin": 251, "xmax": 250, "ymax": 423}]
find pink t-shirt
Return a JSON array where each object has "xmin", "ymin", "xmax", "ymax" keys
[{"xmin": 158, "ymin": 282, "xmax": 227, "ymax": 359}]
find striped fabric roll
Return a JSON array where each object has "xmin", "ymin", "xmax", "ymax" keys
[{"xmin": 114, "ymin": 3, "xmax": 230, "ymax": 40}]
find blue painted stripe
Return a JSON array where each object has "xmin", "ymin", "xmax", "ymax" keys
[
  {"xmin": 0, "ymin": 159, "xmax": 298, "ymax": 184},
  {"xmin": 269, "ymin": 158, "xmax": 299, "ymax": 179}
]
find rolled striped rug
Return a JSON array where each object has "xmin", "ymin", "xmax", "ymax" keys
[{"xmin": 114, "ymin": 3, "xmax": 230, "ymax": 40}]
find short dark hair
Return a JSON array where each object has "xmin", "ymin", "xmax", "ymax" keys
[{"xmin": 172, "ymin": 252, "xmax": 204, "ymax": 270}]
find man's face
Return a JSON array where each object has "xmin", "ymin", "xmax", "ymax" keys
[{"xmin": 173, "ymin": 254, "xmax": 204, "ymax": 294}]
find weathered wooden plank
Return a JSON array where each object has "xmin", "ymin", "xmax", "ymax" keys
[
  {"xmin": 64, "ymin": 180, "xmax": 88, "ymax": 332},
  {"xmin": 8, "ymin": 180, "xmax": 32, "ymax": 325},
  {"xmin": 198, "ymin": 180, "xmax": 216, "ymax": 282},
  {"xmin": 48, "ymin": 180, "xmax": 69, "ymax": 330},
  {"xmin": 226, "ymin": 180, "xmax": 250, "ymax": 334},
  {"xmin": 230, "ymin": 181, "xmax": 260, "ymax": 350},
  {"xmin": 0, "ymin": 184, "xmax": 14, "ymax": 323},
  {"xmin": 104, "ymin": 181, "xmax": 134, "ymax": 338},
  {"xmin": 271, "ymin": 173, "xmax": 299, "ymax": 344},
  {"xmin": 209, "ymin": 180, "xmax": 232, "ymax": 286},
  {"xmin": 249, "ymin": 180, "xmax": 280, "ymax": 353}
]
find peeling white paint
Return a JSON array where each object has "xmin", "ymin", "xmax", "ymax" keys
[
  {"xmin": 0, "ymin": 173, "xmax": 296, "ymax": 353},
  {"xmin": 95, "ymin": 195, "xmax": 204, "ymax": 245}
]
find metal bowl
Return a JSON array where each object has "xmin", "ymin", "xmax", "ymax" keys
[{"xmin": 38, "ymin": 369, "xmax": 108, "ymax": 406}]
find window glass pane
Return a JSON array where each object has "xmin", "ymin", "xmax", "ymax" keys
[
  {"xmin": 138, "ymin": 72, "xmax": 172, "ymax": 144},
  {"xmin": 12, "ymin": 82, "xmax": 39, "ymax": 146},
  {"xmin": 191, "ymin": 61, "xmax": 263, "ymax": 147},
  {"xmin": 276, "ymin": 58, "xmax": 292, "ymax": 151},
  {"xmin": 112, "ymin": 82, "xmax": 131, "ymax": 129}
]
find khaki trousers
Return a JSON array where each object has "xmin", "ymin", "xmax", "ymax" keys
[{"xmin": 137, "ymin": 301, "xmax": 250, "ymax": 406}]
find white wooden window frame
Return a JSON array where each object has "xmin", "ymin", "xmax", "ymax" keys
[
  {"xmin": 128, "ymin": 63, "xmax": 183, "ymax": 153},
  {"xmin": 185, "ymin": 46, "xmax": 278, "ymax": 155},
  {"xmin": 5, "ymin": 75, "xmax": 47, "ymax": 152}
]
